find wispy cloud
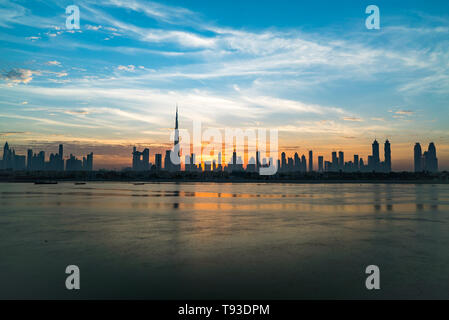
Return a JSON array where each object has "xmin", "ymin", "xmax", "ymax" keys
[{"xmin": 1, "ymin": 68, "xmax": 36, "ymax": 84}]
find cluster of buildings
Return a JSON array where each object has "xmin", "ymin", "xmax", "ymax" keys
[
  {"xmin": 414, "ymin": 142, "xmax": 439, "ymax": 173},
  {"xmin": 130, "ymin": 110, "xmax": 440, "ymax": 173},
  {"xmin": 1, "ymin": 110, "xmax": 441, "ymax": 174},
  {"xmin": 0, "ymin": 142, "xmax": 93, "ymax": 171},
  {"xmin": 278, "ymin": 140, "xmax": 392, "ymax": 173}
]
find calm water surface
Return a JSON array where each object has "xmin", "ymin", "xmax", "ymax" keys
[{"xmin": 0, "ymin": 182, "xmax": 448, "ymax": 299}]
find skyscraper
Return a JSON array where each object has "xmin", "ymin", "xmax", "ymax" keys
[
  {"xmin": 164, "ymin": 150, "xmax": 172, "ymax": 171},
  {"xmin": 424, "ymin": 142, "xmax": 438, "ymax": 172},
  {"xmin": 58, "ymin": 144, "xmax": 64, "ymax": 171},
  {"xmin": 86, "ymin": 152, "xmax": 93, "ymax": 171},
  {"xmin": 155, "ymin": 154, "xmax": 162, "ymax": 170},
  {"xmin": 27, "ymin": 149, "xmax": 32, "ymax": 170},
  {"xmin": 318, "ymin": 156, "xmax": 323, "ymax": 172},
  {"xmin": 281, "ymin": 152, "xmax": 286, "ymax": 170},
  {"xmin": 414, "ymin": 143, "xmax": 422, "ymax": 172},
  {"xmin": 372, "ymin": 139, "xmax": 380, "ymax": 170},
  {"xmin": 172, "ymin": 105, "xmax": 181, "ymax": 171},
  {"xmin": 331, "ymin": 151, "xmax": 338, "ymax": 171},
  {"xmin": 308, "ymin": 150, "xmax": 313, "ymax": 172},
  {"xmin": 353, "ymin": 155, "xmax": 359, "ymax": 171},
  {"xmin": 294, "ymin": 153, "xmax": 300, "ymax": 171},
  {"xmin": 338, "ymin": 151, "xmax": 344, "ymax": 170},
  {"xmin": 301, "ymin": 154, "xmax": 306, "ymax": 172},
  {"xmin": 132, "ymin": 147, "xmax": 150, "ymax": 171},
  {"xmin": 384, "ymin": 140, "xmax": 391, "ymax": 173}
]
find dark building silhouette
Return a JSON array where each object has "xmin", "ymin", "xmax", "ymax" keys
[
  {"xmin": 301, "ymin": 154, "xmax": 306, "ymax": 172},
  {"xmin": 308, "ymin": 150, "xmax": 313, "ymax": 172},
  {"xmin": 164, "ymin": 106, "xmax": 181, "ymax": 172},
  {"xmin": 424, "ymin": 142, "xmax": 438, "ymax": 172},
  {"xmin": 414, "ymin": 143, "xmax": 422, "ymax": 172},
  {"xmin": 353, "ymin": 154, "xmax": 359, "ymax": 171},
  {"xmin": 294, "ymin": 152, "xmax": 300, "ymax": 171},
  {"xmin": 338, "ymin": 151, "xmax": 344, "ymax": 170},
  {"xmin": 132, "ymin": 147, "xmax": 150, "ymax": 171},
  {"xmin": 164, "ymin": 150, "xmax": 172, "ymax": 171},
  {"xmin": 66, "ymin": 152, "xmax": 93, "ymax": 171},
  {"xmin": 1, "ymin": 142, "xmax": 26, "ymax": 170},
  {"xmin": 318, "ymin": 156, "xmax": 323, "ymax": 172},
  {"xmin": 281, "ymin": 152, "xmax": 286, "ymax": 170},
  {"xmin": 372, "ymin": 139, "xmax": 380, "ymax": 171},
  {"xmin": 384, "ymin": 140, "xmax": 391, "ymax": 173},
  {"xmin": 155, "ymin": 154, "xmax": 162, "ymax": 170},
  {"xmin": 414, "ymin": 142, "xmax": 438, "ymax": 173},
  {"xmin": 331, "ymin": 151, "xmax": 338, "ymax": 171}
]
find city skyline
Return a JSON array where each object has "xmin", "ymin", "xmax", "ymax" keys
[
  {"xmin": 0, "ymin": 109, "xmax": 440, "ymax": 173},
  {"xmin": 0, "ymin": 1, "xmax": 448, "ymax": 171}
]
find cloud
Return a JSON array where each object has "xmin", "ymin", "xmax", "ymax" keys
[
  {"xmin": 1, "ymin": 68, "xmax": 35, "ymax": 84},
  {"xmin": 25, "ymin": 36, "xmax": 40, "ymax": 41},
  {"xmin": 46, "ymin": 60, "xmax": 61, "ymax": 66},
  {"xmin": 0, "ymin": 131, "xmax": 30, "ymax": 136},
  {"xmin": 392, "ymin": 110, "xmax": 414, "ymax": 115},
  {"xmin": 117, "ymin": 65, "xmax": 136, "ymax": 72},
  {"xmin": 64, "ymin": 110, "xmax": 90, "ymax": 115},
  {"xmin": 342, "ymin": 117, "xmax": 363, "ymax": 122},
  {"xmin": 55, "ymin": 72, "xmax": 68, "ymax": 77},
  {"xmin": 102, "ymin": 0, "xmax": 195, "ymax": 24},
  {"xmin": 86, "ymin": 25, "xmax": 103, "ymax": 31}
]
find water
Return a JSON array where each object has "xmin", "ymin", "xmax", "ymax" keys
[{"xmin": 0, "ymin": 182, "xmax": 448, "ymax": 299}]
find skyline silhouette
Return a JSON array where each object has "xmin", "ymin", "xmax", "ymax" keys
[{"xmin": 0, "ymin": 109, "xmax": 441, "ymax": 174}]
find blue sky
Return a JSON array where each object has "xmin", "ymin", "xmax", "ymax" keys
[{"xmin": 0, "ymin": 0, "xmax": 448, "ymax": 169}]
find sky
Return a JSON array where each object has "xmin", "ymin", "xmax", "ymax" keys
[{"xmin": 0, "ymin": 0, "xmax": 448, "ymax": 170}]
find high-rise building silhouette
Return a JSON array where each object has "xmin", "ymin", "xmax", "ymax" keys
[
  {"xmin": 172, "ymin": 105, "xmax": 181, "ymax": 171},
  {"xmin": 132, "ymin": 147, "xmax": 150, "ymax": 171},
  {"xmin": 294, "ymin": 152, "xmax": 300, "ymax": 170},
  {"xmin": 308, "ymin": 150, "xmax": 313, "ymax": 172},
  {"xmin": 338, "ymin": 151, "xmax": 344, "ymax": 170},
  {"xmin": 281, "ymin": 152, "xmax": 286, "ymax": 170},
  {"xmin": 384, "ymin": 140, "xmax": 391, "ymax": 173},
  {"xmin": 353, "ymin": 154, "xmax": 359, "ymax": 171},
  {"xmin": 301, "ymin": 154, "xmax": 306, "ymax": 172},
  {"xmin": 414, "ymin": 143, "xmax": 422, "ymax": 172},
  {"xmin": 155, "ymin": 154, "xmax": 162, "ymax": 170},
  {"xmin": 372, "ymin": 139, "xmax": 380, "ymax": 171},
  {"xmin": 331, "ymin": 151, "xmax": 338, "ymax": 171},
  {"xmin": 424, "ymin": 142, "xmax": 438, "ymax": 172},
  {"xmin": 164, "ymin": 150, "xmax": 172, "ymax": 171},
  {"xmin": 27, "ymin": 149, "xmax": 32, "ymax": 170},
  {"xmin": 86, "ymin": 152, "xmax": 93, "ymax": 171},
  {"xmin": 318, "ymin": 156, "xmax": 323, "ymax": 172}
]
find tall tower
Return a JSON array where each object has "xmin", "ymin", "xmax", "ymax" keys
[
  {"xmin": 174, "ymin": 105, "xmax": 179, "ymax": 149},
  {"xmin": 372, "ymin": 139, "xmax": 380, "ymax": 170},
  {"xmin": 308, "ymin": 150, "xmax": 313, "ymax": 172},
  {"xmin": 233, "ymin": 146, "xmax": 237, "ymax": 165},
  {"xmin": 338, "ymin": 151, "xmax": 344, "ymax": 170},
  {"xmin": 425, "ymin": 142, "xmax": 438, "ymax": 172},
  {"xmin": 384, "ymin": 139, "xmax": 391, "ymax": 173},
  {"xmin": 414, "ymin": 143, "xmax": 422, "ymax": 172},
  {"xmin": 171, "ymin": 105, "xmax": 181, "ymax": 171}
]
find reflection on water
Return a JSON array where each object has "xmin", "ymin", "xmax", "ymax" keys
[{"xmin": 0, "ymin": 182, "xmax": 448, "ymax": 299}]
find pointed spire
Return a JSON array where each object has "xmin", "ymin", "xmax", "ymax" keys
[{"xmin": 175, "ymin": 104, "xmax": 178, "ymax": 130}]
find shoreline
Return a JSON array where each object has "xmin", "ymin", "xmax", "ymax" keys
[{"xmin": 1, "ymin": 179, "xmax": 448, "ymax": 184}]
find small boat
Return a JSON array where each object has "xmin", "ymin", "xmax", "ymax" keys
[
  {"xmin": 75, "ymin": 182, "xmax": 86, "ymax": 185},
  {"xmin": 133, "ymin": 182, "xmax": 145, "ymax": 185},
  {"xmin": 34, "ymin": 181, "xmax": 58, "ymax": 185}
]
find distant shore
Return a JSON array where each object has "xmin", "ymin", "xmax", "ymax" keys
[
  {"xmin": 1, "ymin": 178, "xmax": 448, "ymax": 185},
  {"xmin": 1, "ymin": 170, "xmax": 448, "ymax": 184}
]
